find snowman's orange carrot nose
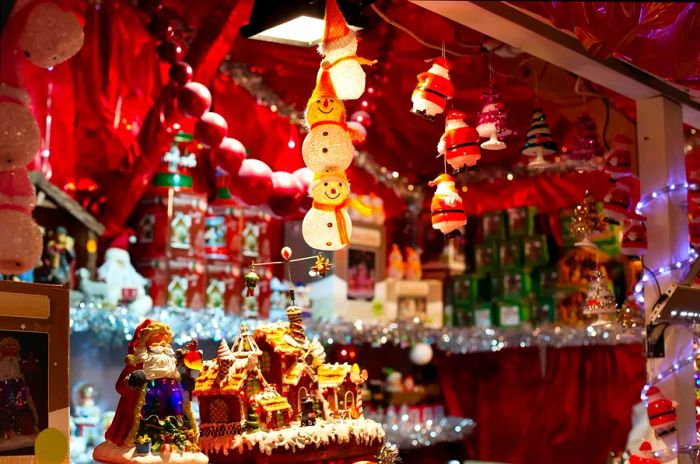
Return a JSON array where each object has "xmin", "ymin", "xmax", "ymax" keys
[{"xmin": 322, "ymin": 98, "xmax": 329, "ymax": 108}]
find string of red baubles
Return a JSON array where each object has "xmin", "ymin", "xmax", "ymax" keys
[{"xmin": 135, "ymin": 0, "xmax": 313, "ymax": 218}]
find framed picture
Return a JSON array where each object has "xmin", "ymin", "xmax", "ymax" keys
[
  {"xmin": 0, "ymin": 281, "xmax": 70, "ymax": 460},
  {"xmin": 347, "ymin": 248, "xmax": 378, "ymax": 300}
]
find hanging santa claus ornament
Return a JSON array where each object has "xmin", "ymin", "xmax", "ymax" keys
[
  {"xmin": 521, "ymin": 108, "xmax": 557, "ymax": 170},
  {"xmin": 604, "ymin": 134, "xmax": 634, "ymax": 179},
  {"xmin": 621, "ymin": 221, "xmax": 647, "ymax": 258},
  {"xmin": 645, "ymin": 386, "xmax": 677, "ymax": 437},
  {"xmin": 428, "ymin": 173, "xmax": 467, "ymax": 238},
  {"xmin": 626, "ymin": 442, "xmax": 661, "ymax": 464},
  {"xmin": 302, "ymin": 170, "xmax": 370, "ymax": 251},
  {"xmin": 437, "ymin": 110, "xmax": 481, "ymax": 173},
  {"xmin": 303, "ymin": 71, "xmax": 354, "ymax": 173},
  {"xmin": 602, "ymin": 175, "xmax": 646, "ymax": 224},
  {"xmin": 411, "ymin": 57, "xmax": 454, "ymax": 121},
  {"xmin": 317, "ymin": 0, "xmax": 375, "ymax": 101},
  {"xmin": 476, "ymin": 88, "xmax": 508, "ymax": 150}
]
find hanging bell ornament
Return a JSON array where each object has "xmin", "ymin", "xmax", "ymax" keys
[{"xmin": 244, "ymin": 264, "xmax": 260, "ymax": 297}]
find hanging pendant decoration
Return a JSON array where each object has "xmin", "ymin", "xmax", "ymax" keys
[
  {"xmin": 583, "ymin": 268, "xmax": 617, "ymax": 328},
  {"xmin": 437, "ymin": 110, "xmax": 481, "ymax": 174},
  {"xmin": 476, "ymin": 88, "xmax": 509, "ymax": 150},
  {"xmin": 410, "ymin": 57, "xmax": 454, "ymax": 121},
  {"xmin": 243, "ymin": 264, "xmax": 260, "ymax": 297},
  {"xmin": 521, "ymin": 108, "xmax": 557, "ymax": 170},
  {"xmin": 428, "ymin": 173, "xmax": 467, "ymax": 239}
]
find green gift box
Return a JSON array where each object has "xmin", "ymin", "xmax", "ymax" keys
[
  {"xmin": 482, "ymin": 211, "xmax": 506, "ymax": 242},
  {"xmin": 449, "ymin": 275, "xmax": 478, "ymax": 304},
  {"xmin": 475, "ymin": 242, "xmax": 499, "ymax": 274},
  {"xmin": 501, "ymin": 270, "xmax": 531, "ymax": 298},
  {"xmin": 506, "ymin": 206, "xmax": 537, "ymax": 238},
  {"xmin": 531, "ymin": 294, "xmax": 556, "ymax": 325},
  {"xmin": 495, "ymin": 298, "xmax": 530, "ymax": 327},
  {"xmin": 471, "ymin": 302, "xmax": 495, "ymax": 329},
  {"xmin": 523, "ymin": 235, "xmax": 549, "ymax": 268},
  {"xmin": 499, "ymin": 239, "xmax": 523, "ymax": 270}
]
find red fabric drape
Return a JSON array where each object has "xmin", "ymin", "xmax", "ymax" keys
[
  {"xmin": 514, "ymin": 2, "xmax": 700, "ymax": 91},
  {"xmin": 435, "ymin": 344, "xmax": 646, "ymax": 464}
]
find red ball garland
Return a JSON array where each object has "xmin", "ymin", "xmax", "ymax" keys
[
  {"xmin": 214, "ymin": 137, "xmax": 246, "ymax": 177},
  {"xmin": 268, "ymin": 171, "xmax": 303, "ymax": 217},
  {"xmin": 177, "ymin": 82, "xmax": 211, "ymax": 118},
  {"xmin": 292, "ymin": 167, "xmax": 314, "ymax": 213},
  {"xmin": 168, "ymin": 61, "xmax": 193, "ymax": 86},
  {"xmin": 194, "ymin": 112, "xmax": 228, "ymax": 148},
  {"xmin": 233, "ymin": 159, "xmax": 273, "ymax": 206}
]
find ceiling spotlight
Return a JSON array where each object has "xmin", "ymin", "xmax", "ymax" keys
[{"xmin": 240, "ymin": 0, "xmax": 372, "ymax": 47}]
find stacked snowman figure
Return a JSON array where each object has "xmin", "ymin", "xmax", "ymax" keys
[{"xmin": 301, "ymin": 0, "xmax": 374, "ymax": 251}]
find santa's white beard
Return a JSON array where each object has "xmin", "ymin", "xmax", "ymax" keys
[
  {"xmin": 136, "ymin": 345, "xmax": 178, "ymax": 380},
  {"xmin": 0, "ymin": 356, "xmax": 21, "ymax": 381}
]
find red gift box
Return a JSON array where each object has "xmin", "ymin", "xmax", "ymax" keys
[
  {"xmin": 205, "ymin": 259, "xmax": 240, "ymax": 313},
  {"xmin": 136, "ymin": 256, "xmax": 206, "ymax": 309},
  {"xmin": 132, "ymin": 188, "xmax": 208, "ymax": 261}
]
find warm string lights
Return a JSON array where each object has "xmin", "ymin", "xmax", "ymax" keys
[{"xmin": 364, "ymin": 411, "xmax": 475, "ymax": 450}]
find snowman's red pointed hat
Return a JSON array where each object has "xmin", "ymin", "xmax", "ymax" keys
[{"xmin": 320, "ymin": 0, "xmax": 356, "ymax": 54}]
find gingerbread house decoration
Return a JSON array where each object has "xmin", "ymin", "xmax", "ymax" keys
[
  {"xmin": 194, "ymin": 323, "xmax": 271, "ymax": 438},
  {"xmin": 251, "ymin": 385, "xmax": 293, "ymax": 431},
  {"xmin": 317, "ymin": 363, "xmax": 367, "ymax": 420},
  {"xmin": 254, "ymin": 306, "xmax": 327, "ymax": 419}
]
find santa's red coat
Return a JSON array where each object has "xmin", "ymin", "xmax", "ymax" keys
[
  {"xmin": 105, "ymin": 363, "xmax": 142, "ymax": 447},
  {"xmin": 413, "ymin": 72, "xmax": 454, "ymax": 108}
]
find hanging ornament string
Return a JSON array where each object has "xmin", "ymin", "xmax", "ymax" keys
[
  {"xmin": 369, "ymin": 4, "xmax": 482, "ymax": 57},
  {"xmin": 534, "ymin": 66, "xmax": 540, "ymax": 106},
  {"xmin": 251, "ymin": 255, "xmax": 319, "ymax": 267},
  {"xmin": 488, "ymin": 52, "xmax": 495, "ymax": 88}
]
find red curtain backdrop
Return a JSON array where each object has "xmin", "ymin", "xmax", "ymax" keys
[{"xmin": 435, "ymin": 344, "xmax": 647, "ymax": 464}]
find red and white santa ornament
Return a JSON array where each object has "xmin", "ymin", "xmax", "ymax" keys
[
  {"xmin": 603, "ymin": 175, "xmax": 646, "ymax": 224},
  {"xmin": 437, "ymin": 110, "xmax": 481, "ymax": 173},
  {"xmin": 626, "ymin": 442, "xmax": 660, "ymax": 464},
  {"xmin": 621, "ymin": 221, "xmax": 647, "ymax": 258},
  {"xmin": 411, "ymin": 57, "xmax": 454, "ymax": 121},
  {"xmin": 428, "ymin": 173, "xmax": 467, "ymax": 238},
  {"xmin": 646, "ymin": 386, "xmax": 677, "ymax": 437},
  {"xmin": 604, "ymin": 134, "xmax": 634, "ymax": 179}
]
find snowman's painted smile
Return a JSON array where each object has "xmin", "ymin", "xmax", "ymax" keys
[
  {"xmin": 317, "ymin": 107, "xmax": 334, "ymax": 114},
  {"xmin": 325, "ymin": 192, "xmax": 341, "ymax": 200}
]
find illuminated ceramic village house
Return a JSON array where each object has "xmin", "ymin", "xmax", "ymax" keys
[{"xmin": 194, "ymin": 306, "xmax": 368, "ymax": 436}]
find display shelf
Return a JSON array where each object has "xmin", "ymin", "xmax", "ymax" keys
[{"xmin": 70, "ymin": 304, "xmax": 644, "ymax": 353}]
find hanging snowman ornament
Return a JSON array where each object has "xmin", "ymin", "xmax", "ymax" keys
[
  {"xmin": 437, "ymin": 110, "xmax": 481, "ymax": 173},
  {"xmin": 411, "ymin": 57, "xmax": 454, "ymax": 121},
  {"xmin": 476, "ymin": 88, "xmax": 508, "ymax": 150},
  {"xmin": 303, "ymin": 71, "xmax": 355, "ymax": 173},
  {"xmin": 302, "ymin": 171, "xmax": 369, "ymax": 251},
  {"xmin": 428, "ymin": 173, "xmax": 467, "ymax": 238},
  {"xmin": 317, "ymin": 0, "xmax": 375, "ymax": 101}
]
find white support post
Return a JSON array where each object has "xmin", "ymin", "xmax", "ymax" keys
[{"xmin": 637, "ymin": 96, "xmax": 693, "ymax": 463}]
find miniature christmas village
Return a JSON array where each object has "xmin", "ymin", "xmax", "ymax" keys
[{"xmin": 194, "ymin": 306, "xmax": 384, "ymax": 463}]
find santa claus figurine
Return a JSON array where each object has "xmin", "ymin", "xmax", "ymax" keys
[
  {"xmin": 645, "ymin": 386, "xmax": 676, "ymax": 437},
  {"xmin": 626, "ymin": 441, "xmax": 660, "ymax": 464},
  {"xmin": 411, "ymin": 57, "xmax": 454, "ymax": 121},
  {"xmin": 93, "ymin": 320, "xmax": 206, "ymax": 464},
  {"xmin": 602, "ymin": 176, "xmax": 645, "ymax": 224},
  {"xmin": 621, "ymin": 221, "xmax": 648, "ymax": 258},
  {"xmin": 0, "ymin": 337, "xmax": 38, "ymax": 451},
  {"xmin": 604, "ymin": 134, "xmax": 634, "ymax": 179},
  {"xmin": 96, "ymin": 230, "xmax": 152, "ymax": 315},
  {"xmin": 437, "ymin": 110, "xmax": 481, "ymax": 173},
  {"xmin": 428, "ymin": 173, "xmax": 467, "ymax": 238}
]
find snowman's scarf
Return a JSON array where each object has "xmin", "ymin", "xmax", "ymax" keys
[
  {"xmin": 312, "ymin": 198, "xmax": 371, "ymax": 245},
  {"xmin": 322, "ymin": 55, "xmax": 377, "ymax": 70}
]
